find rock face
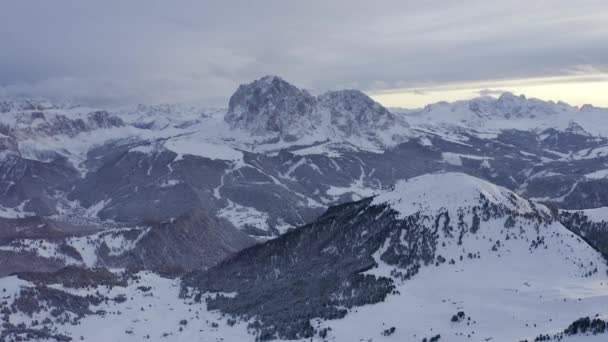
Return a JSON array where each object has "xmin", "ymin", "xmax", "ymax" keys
[
  {"xmin": 468, "ymin": 92, "xmax": 563, "ymax": 119},
  {"xmin": 317, "ymin": 89, "xmax": 402, "ymax": 138},
  {"xmin": 0, "ymin": 98, "xmax": 58, "ymax": 113},
  {"xmin": 225, "ymin": 75, "xmax": 319, "ymax": 140},
  {"xmin": 225, "ymin": 76, "xmax": 407, "ymax": 144},
  {"xmin": 0, "ymin": 151, "xmax": 78, "ymax": 216},
  {"xmin": 2, "ymin": 104, "xmax": 124, "ymax": 140}
]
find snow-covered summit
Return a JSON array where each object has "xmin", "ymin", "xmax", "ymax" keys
[{"xmin": 374, "ymin": 172, "xmax": 535, "ymax": 217}]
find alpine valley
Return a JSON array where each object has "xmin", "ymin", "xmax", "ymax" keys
[{"xmin": 2, "ymin": 76, "xmax": 608, "ymax": 342}]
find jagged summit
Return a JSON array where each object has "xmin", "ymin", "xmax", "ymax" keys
[
  {"xmin": 224, "ymin": 75, "xmax": 318, "ymax": 139},
  {"xmin": 467, "ymin": 92, "xmax": 566, "ymax": 119},
  {"xmin": 403, "ymin": 91, "xmax": 595, "ymax": 134},
  {"xmin": 565, "ymin": 120, "xmax": 592, "ymax": 136},
  {"xmin": 317, "ymin": 89, "xmax": 402, "ymax": 137},
  {"xmin": 0, "ymin": 98, "xmax": 54, "ymax": 113},
  {"xmin": 0, "ymin": 97, "xmax": 79, "ymax": 113},
  {"xmin": 257, "ymin": 74, "xmax": 287, "ymax": 84}
]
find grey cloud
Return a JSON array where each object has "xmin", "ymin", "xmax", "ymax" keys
[{"xmin": 0, "ymin": 0, "xmax": 606, "ymax": 106}]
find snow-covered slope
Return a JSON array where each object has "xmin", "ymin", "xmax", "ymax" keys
[
  {"xmin": 324, "ymin": 173, "xmax": 608, "ymax": 342},
  {"xmin": 177, "ymin": 172, "xmax": 608, "ymax": 341}
]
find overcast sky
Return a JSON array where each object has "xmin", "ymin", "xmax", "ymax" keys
[{"xmin": 1, "ymin": 1, "xmax": 607, "ymax": 107}]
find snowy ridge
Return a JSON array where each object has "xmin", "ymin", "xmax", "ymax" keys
[
  {"xmin": 373, "ymin": 172, "xmax": 536, "ymax": 217},
  {"xmin": 400, "ymin": 92, "xmax": 608, "ymax": 137}
]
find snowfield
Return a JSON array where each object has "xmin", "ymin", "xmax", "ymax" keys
[
  {"xmin": 0, "ymin": 272, "xmax": 253, "ymax": 342},
  {"xmin": 3, "ymin": 265, "xmax": 608, "ymax": 342},
  {"xmin": 326, "ymin": 220, "xmax": 608, "ymax": 342}
]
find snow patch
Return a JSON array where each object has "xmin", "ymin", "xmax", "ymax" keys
[{"xmin": 217, "ymin": 200, "xmax": 270, "ymax": 232}]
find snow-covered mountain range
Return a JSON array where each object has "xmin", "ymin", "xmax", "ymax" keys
[
  {"xmin": 1, "ymin": 76, "xmax": 608, "ymax": 341},
  {"xmin": 2, "ymin": 76, "xmax": 608, "ymax": 228}
]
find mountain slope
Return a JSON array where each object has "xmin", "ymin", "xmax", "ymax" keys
[
  {"xmin": 0, "ymin": 208, "xmax": 255, "ymax": 277},
  {"xmin": 1, "ymin": 173, "xmax": 606, "ymax": 341},
  {"xmin": 107, "ymin": 208, "xmax": 257, "ymax": 274},
  {"xmin": 182, "ymin": 172, "xmax": 608, "ymax": 341}
]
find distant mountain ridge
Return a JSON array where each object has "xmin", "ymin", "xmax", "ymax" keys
[{"xmin": 2, "ymin": 76, "xmax": 608, "ymax": 233}]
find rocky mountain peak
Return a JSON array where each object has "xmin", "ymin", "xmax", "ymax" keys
[
  {"xmin": 579, "ymin": 103, "xmax": 604, "ymax": 113},
  {"xmin": 0, "ymin": 98, "xmax": 57, "ymax": 113},
  {"xmin": 224, "ymin": 76, "xmax": 409, "ymax": 146},
  {"xmin": 224, "ymin": 75, "xmax": 318, "ymax": 139},
  {"xmin": 565, "ymin": 120, "xmax": 592, "ymax": 136},
  {"xmin": 467, "ymin": 92, "xmax": 563, "ymax": 119},
  {"xmin": 317, "ymin": 89, "xmax": 401, "ymax": 137}
]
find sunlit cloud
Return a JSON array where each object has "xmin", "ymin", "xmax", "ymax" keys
[{"xmin": 369, "ymin": 72, "xmax": 608, "ymax": 109}]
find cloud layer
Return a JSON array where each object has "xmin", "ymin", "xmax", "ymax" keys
[{"xmin": 1, "ymin": 1, "xmax": 607, "ymax": 106}]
